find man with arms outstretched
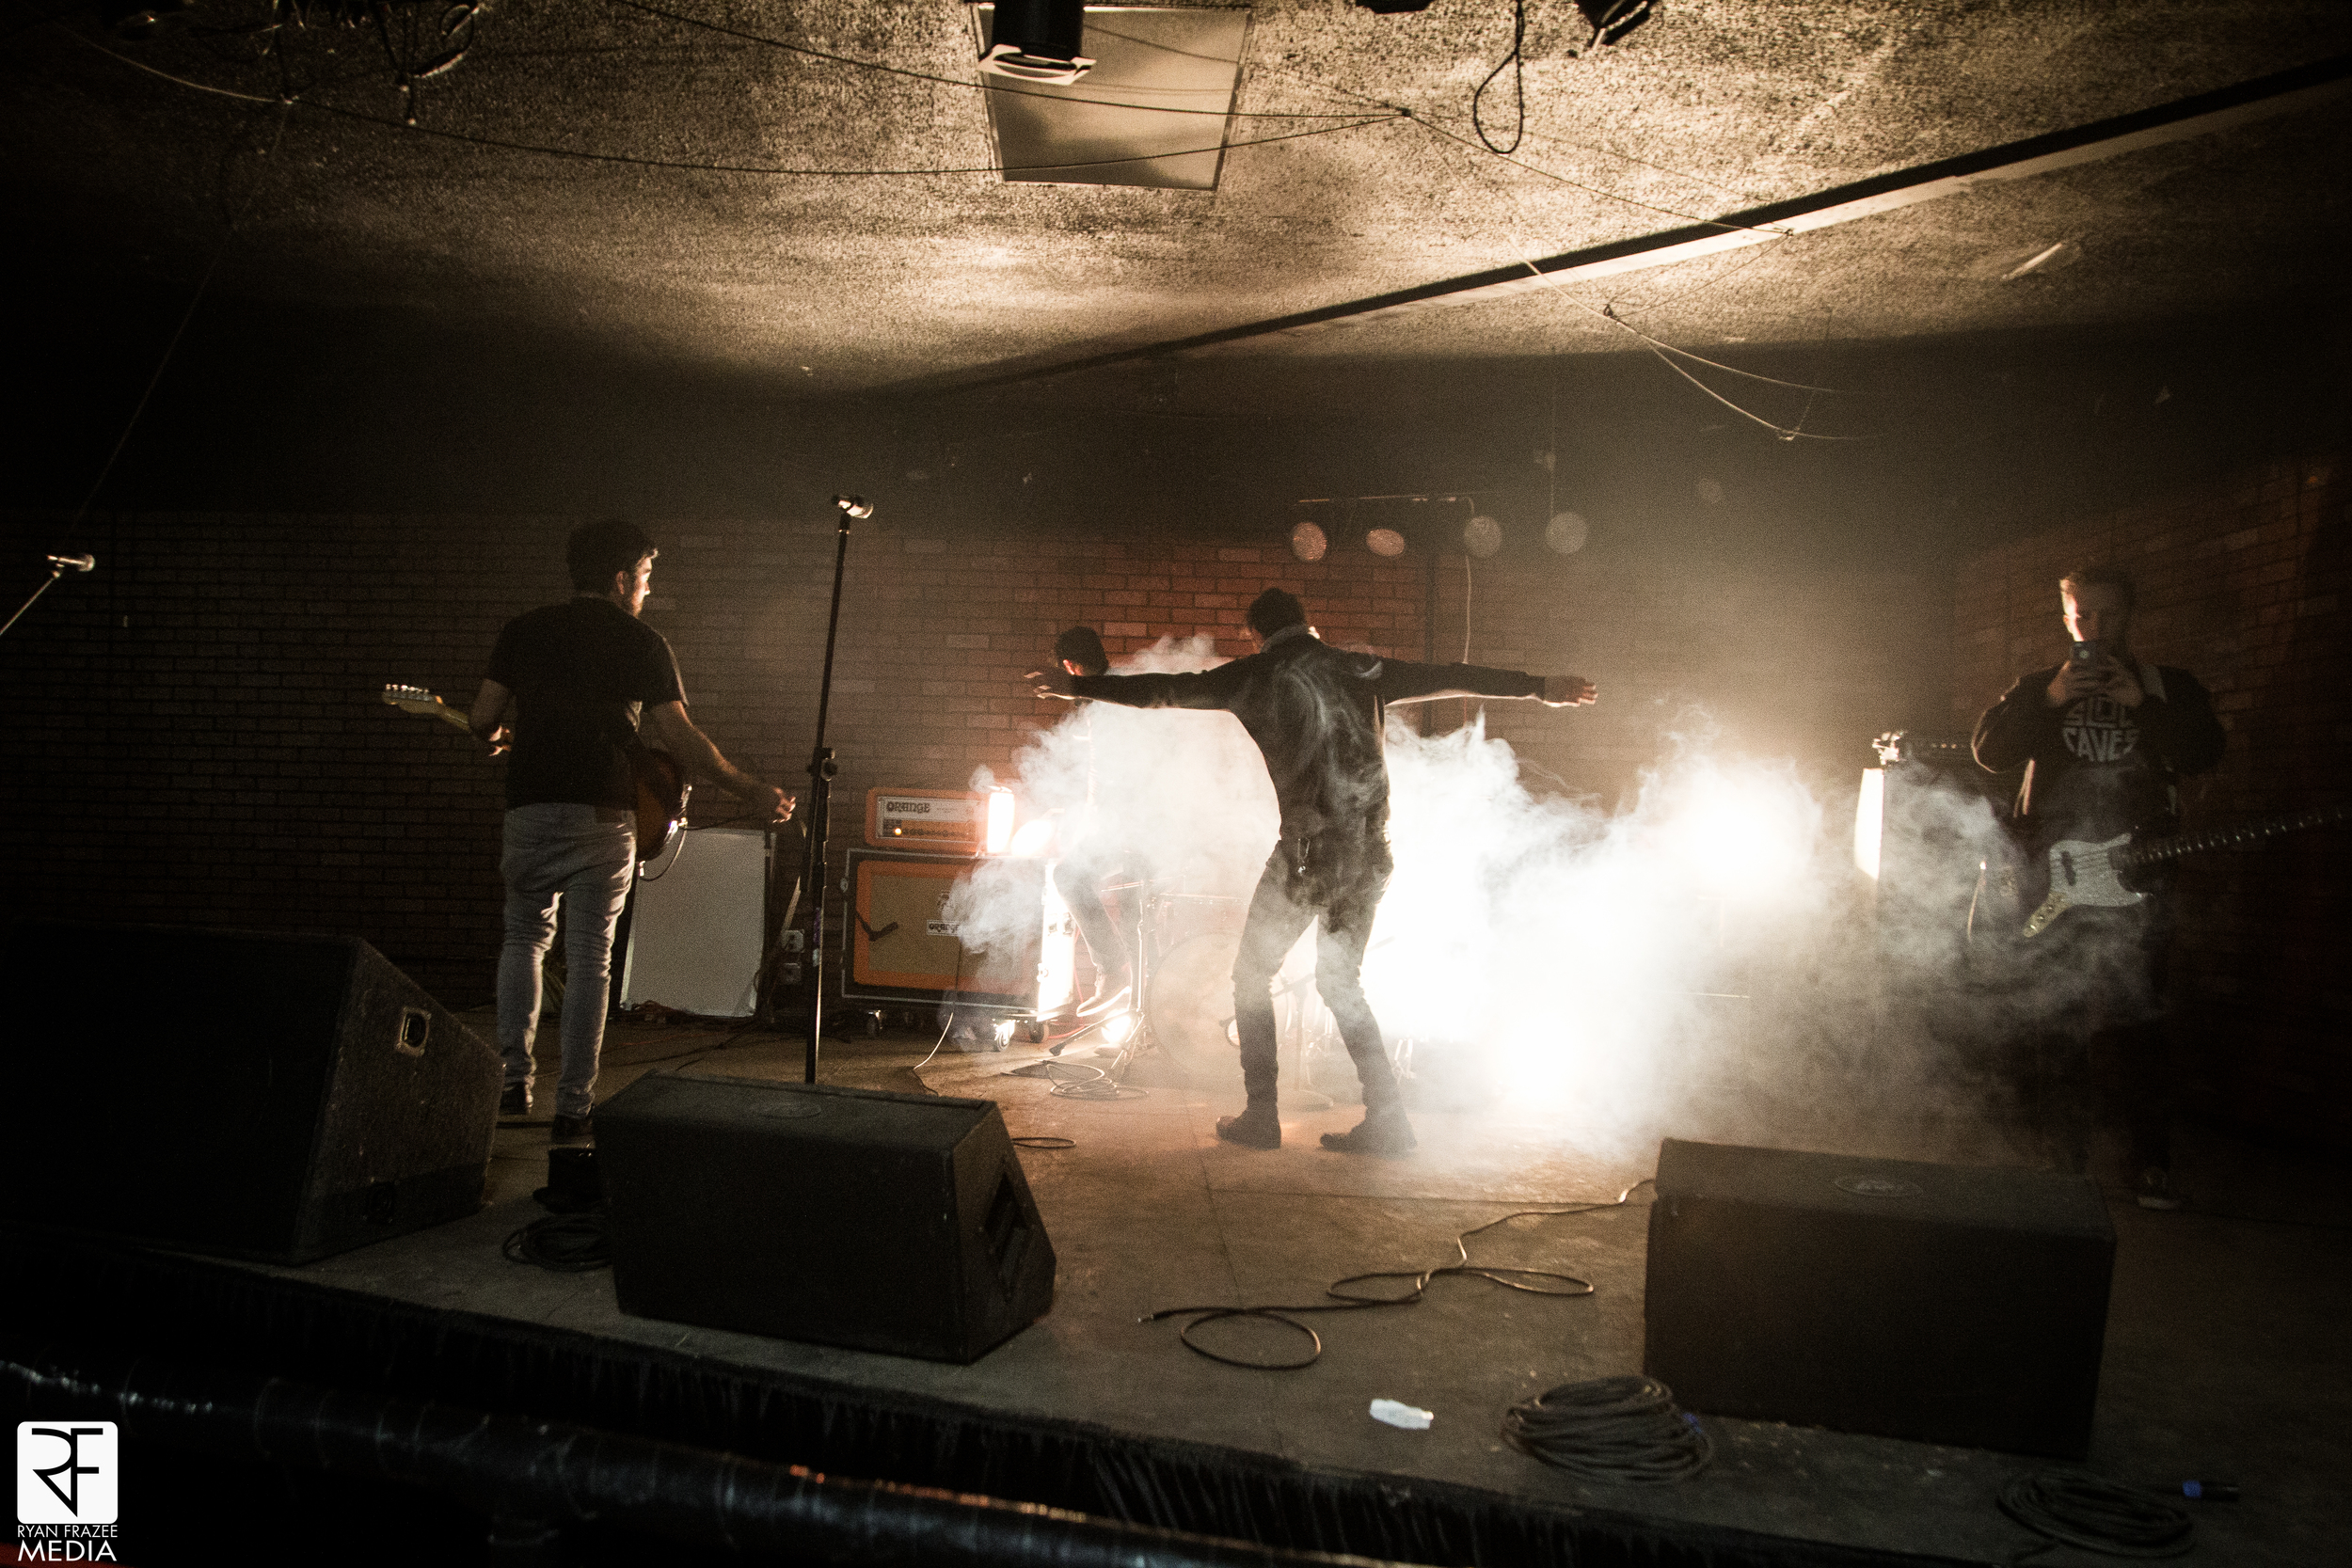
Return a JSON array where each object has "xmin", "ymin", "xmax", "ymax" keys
[
  {"xmin": 1034, "ymin": 588, "xmax": 1596, "ymax": 1153},
  {"xmin": 470, "ymin": 519, "xmax": 791, "ymax": 1141}
]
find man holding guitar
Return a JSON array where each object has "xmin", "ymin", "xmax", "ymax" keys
[
  {"xmin": 1972, "ymin": 565, "xmax": 2224, "ymax": 1209},
  {"xmin": 469, "ymin": 520, "xmax": 791, "ymax": 1142}
]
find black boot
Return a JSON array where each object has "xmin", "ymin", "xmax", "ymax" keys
[
  {"xmin": 1321, "ymin": 1108, "xmax": 1415, "ymax": 1155},
  {"xmin": 1216, "ymin": 1103, "xmax": 1281, "ymax": 1148}
]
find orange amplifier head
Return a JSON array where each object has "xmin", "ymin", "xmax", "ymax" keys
[{"xmin": 865, "ymin": 787, "xmax": 985, "ymax": 853}]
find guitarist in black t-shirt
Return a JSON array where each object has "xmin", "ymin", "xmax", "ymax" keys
[
  {"xmin": 468, "ymin": 520, "xmax": 790, "ymax": 1142},
  {"xmin": 1972, "ymin": 565, "xmax": 2224, "ymax": 1208}
]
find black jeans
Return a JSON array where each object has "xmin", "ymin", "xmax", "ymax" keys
[
  {"xmin": 1052, "ymin": 837, "xmax": 1142, "ymax": 983},
  {"xmin": 1230, "ymin": 837, "xmax": 1398, "ymax": 1113}
]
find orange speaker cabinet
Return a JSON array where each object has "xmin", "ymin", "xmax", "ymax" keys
[{"xmin": 844, "ymin": 851, "xmax": 1069, "ymax": 1016}]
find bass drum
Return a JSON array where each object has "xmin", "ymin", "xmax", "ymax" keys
[{"xmin": 1144, "ymin": 932, "xmax": 1243, "ymax": 1085}]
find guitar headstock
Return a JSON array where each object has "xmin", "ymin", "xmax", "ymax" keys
[{"xmin": 381, "ymin": 684, "xmax": 447, "ymax": 714}]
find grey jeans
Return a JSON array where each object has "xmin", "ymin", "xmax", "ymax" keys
[{"xmin": 498, "ymin": 803, "xmax": 634, "ymax": 1117}]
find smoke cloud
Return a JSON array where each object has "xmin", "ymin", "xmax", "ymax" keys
[{"xmin": 956, "ymin": 636, "xmax": 2101, "ymax": 1165}]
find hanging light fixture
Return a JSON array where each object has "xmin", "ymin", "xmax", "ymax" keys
[
  {"xmin": 1364, "ymin": 528, "xmax": 1407, "ymax": 558},
  {"xmin": 1545, "ymin": 511, "xmax": 1590, "ymax": 554},
  {"xmin": 1290, "ymin": 520, "xmax": 1328, "ymax": 562},
  {"xmin": 1462, "ymin": 515, "xmax": 1504, "ymax": 558},
  {"xmin": 978, "ymin": 0, "xmax": 1096, "ymax": 85}
]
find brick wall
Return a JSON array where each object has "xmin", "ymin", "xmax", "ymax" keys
[
  {"xmin": 2, "ymin": 507, "xmax": 1943, "ymax": 1014},
  {"xmin": 1948, "ymin": 453, "xmax": 2349, "ymax": 1148}
]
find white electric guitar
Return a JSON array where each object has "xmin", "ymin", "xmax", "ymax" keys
[{"xmin": 1978, "ymin": 802, "xmax": 2351, "ymax": 941}]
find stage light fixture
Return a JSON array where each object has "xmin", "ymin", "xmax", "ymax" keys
[
  {"xmin": 979, "ymin": 0, "xmax": 1095, "ymax": 84},
  {"xmin": 1365, "ymin": 528, "xmax": 1406, "ymax": 558},
  {"xmin": 1575, "ymin": 0, "xmax": 1657, "ymax": 48},
  {"xmin": 984, "ymin": 786, "xmax": 1017, "ymax": 855},
  {"xmin": 1463, "ymin": 515, "xmax": 1504, "ymax": 558},
  {"xmin": 1545, "ymin": 511, "xmax": 1590, "ymax": 554},
  {"xmin": 1290, "ymin": 520, "xmax": 1328, "ymax": 562}
]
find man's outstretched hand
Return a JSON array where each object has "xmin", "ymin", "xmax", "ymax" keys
[
  {"xmin": 1541, "ymin": 674, "xmax": 1598, "ymax": 707},
  {"xmin": 1029, "ymin": 667, "xmax": 1077, "ymax": 701}
]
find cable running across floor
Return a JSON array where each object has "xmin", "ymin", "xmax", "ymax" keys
[{"xmin": 1142, "ymin": 1180, "xmax": 1653, "ymax": 1370}]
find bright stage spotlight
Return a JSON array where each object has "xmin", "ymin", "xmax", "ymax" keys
[
  {"xmin": 1101, "ymin": 1011, "xmax": 1137, "ymax": 1045},
  {"xmin": 1545, "ymin": 511, "xmax": 1589, "ymax": 554},
  {"xmin": 1463, "ymin": 514, "xmax": 1503, "ymax": 558},
  {"xmin": 1365, "ymin": 528, "xmax": 1406, "ymax": 558},
  {"xmin": 1290, "ymin": 520, "xmax": 1327, "ymax": 562},
  {"xmin": 1007, "ymin": 817, "xmax": 1057, "ymax": 857},
  {"xmin": 1665, "ymin": 773, "xmax": 1813, "ymax": 899},
  {"xmin": 984, "ymin": 786, "xmax": 1017, "ymax": 855}
]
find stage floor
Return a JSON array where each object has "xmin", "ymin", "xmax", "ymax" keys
[{"xmin": 230, "ymin": 1017, "xmax": 2348, "ymax": 1565}]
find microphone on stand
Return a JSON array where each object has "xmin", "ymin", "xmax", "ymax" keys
[
  {"xmin": 47, "ymin": 555, "xmax": 97, "ymax": 573},
  {"xmin": 833, "ymin": 496, "xmax": 872, "ymax": 519}
]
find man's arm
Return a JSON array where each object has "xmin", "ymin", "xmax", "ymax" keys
[
  {"xmin": 641, "ymin": 701, "xmax": 793, "ymax": 822},
  {"xmin": 468, "ymin": 679, "xmax": 513, "ymax": 753},
  {"xmin": 1973, "ymin": 671, "xmax": 2060, "ymax": 773},
  {"xmin": 1376, "ymin": 660, "xmax": 1597, "ymax": 707},
  {"xmin": 2135, "ymin": 668, "xmax": 2228, "ymax": 777},
  {"xmin": 1042, "ymin": 658, "xmax": 1254, "ymax": 710}
]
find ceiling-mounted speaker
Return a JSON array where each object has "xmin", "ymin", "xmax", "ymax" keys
[{"xmin": 980, "ymin": 0, "xmax": 1095, "ymax": 85}]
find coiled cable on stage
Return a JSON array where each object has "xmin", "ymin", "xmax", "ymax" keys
[
  {"xmin": 502, "ymin": 1212, "xmax": 612, "ymax": 1272},
  {"xmin": 1500, "ymin": 1375, "xmax": 1712, "ymax": 1484},
  {"xmin": 1998, "ymin": 1472, "xmax": 2193, "ymax": 1559}
]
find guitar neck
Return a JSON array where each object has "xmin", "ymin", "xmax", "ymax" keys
[{"xmin": 2120, "ymin": 802, "xmax": 2352, "ymax": 869}]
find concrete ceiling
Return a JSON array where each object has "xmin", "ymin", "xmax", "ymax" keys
[{"xmin": 8, "ymin": 0, "xmax": 2351, "ymax": 408}]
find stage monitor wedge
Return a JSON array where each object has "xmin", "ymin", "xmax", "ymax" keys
[
  {"xmin": 598, "ymin": 1072, "xmax": 1056, "ymax": 1362},
  {"xmin": 1643, "ymin": 1138, "xmax": 2114, "ymax": 1458},
  {"xmin": 0, "ymin": 921, "xmax": 498, "ymax": 1263}
]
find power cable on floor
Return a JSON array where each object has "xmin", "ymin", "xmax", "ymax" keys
[
  {"xmin": 1999, "ymin": 1472, "xmax": 2193, "ymax": 1560},
  {"xmin": 1501, "ymin": 1374, "xmax": 1711, "ymax": 1484},
  {"xmin": 501, "ymin": 1212, "xmax": 612, "ymax": 1273},
  {"xmin": 1142, "ymin": 1180, "xmax": 1652, "ymax": 1370}
]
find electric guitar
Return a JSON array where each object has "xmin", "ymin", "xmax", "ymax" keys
[
  {"xmin": 379, "ymin": 684, "xmax": 690, "ymax": 863},
  {"xmin": 1974, "ymin": 801, "xmax": 2352, "ymax": 942}
]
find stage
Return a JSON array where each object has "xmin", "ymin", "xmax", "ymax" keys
[{"xmin": 6, "ymin": 1018, "xmax": 2345, "ymax": 1567}]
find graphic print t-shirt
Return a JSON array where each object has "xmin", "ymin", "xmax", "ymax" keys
[
  {"xmin": 488, "ymin": 596, "xmax": 685, "ymax": 810},
  {"xmin": 2038, "ymin": 689, "xmax": 2165, "ymax": 839}
]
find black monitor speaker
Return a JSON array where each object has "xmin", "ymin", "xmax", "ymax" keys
[
  {"xmin": 1643, "ymin": 1138, "xmax": 2114, "ymax": 1458},
  {"xmin": 598, "ymin": 1073, "xmax": 1056, "ymax": 1363},
  {"xmin": 0, "ymin": 922, "xmax": 498, "ymax": 1262}
]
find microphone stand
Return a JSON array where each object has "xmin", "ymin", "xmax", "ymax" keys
[
  {"xmin": 1, "ymin": 555, "xmax": 98, "ymax": 641},
  {"xmin": 800, "ymin": 496, "xmax": 866, "ymax": 1084}
]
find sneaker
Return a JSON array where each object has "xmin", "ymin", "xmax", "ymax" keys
[
  {"xmin": 2134, "ymin": 1165, "xmax": 2187, "ymax": 1212},
  {"xmin": 499, "ymin": 1082, "xmax": 530, "ymax": 1117},
  {"xmin": 1215, "ymin": 1106, "xmax": 1281, "ymax": 1149},
  {"xmin": 551, "ymin": 1113, "xmax": 595, "ymax": 1144},
  {"xmin": 1320, "ymin": 1111, "xmax": 1417, "ymax": 1156}
]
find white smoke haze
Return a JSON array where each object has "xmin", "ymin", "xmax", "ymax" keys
[{"xmin": 956, "ymin": 636, "xmax": 2078, "ymax": 1165}]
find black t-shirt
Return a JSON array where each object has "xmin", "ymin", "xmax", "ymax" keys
[
  {"xmin": 487, "ymin": 596, "xmax": 685, "ymax": 810},
  {"xmin": 1971, "ymin": 660, "xmax": 2225, "ymax": 843}
]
